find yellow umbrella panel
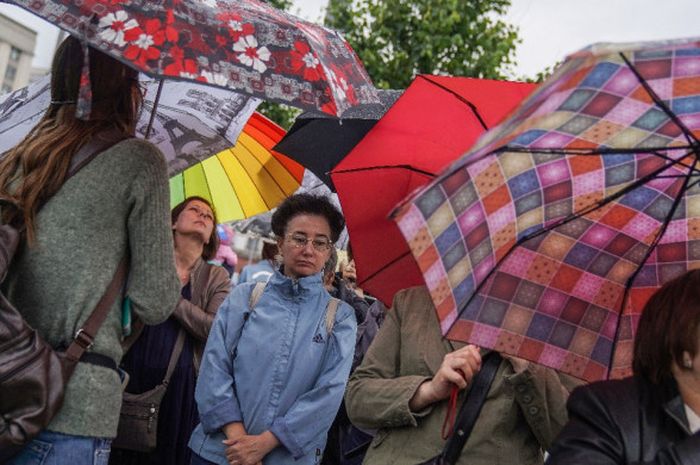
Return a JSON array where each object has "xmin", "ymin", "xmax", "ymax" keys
[{"xmin": 170, "ymin": 113, "xmax": 305, "ymax": 222}]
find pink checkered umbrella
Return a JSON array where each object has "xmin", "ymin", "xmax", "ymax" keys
[
  {"xmin": 3, "ymin": 0, "xmax": 378, "ymax": 116},
  {"xmin": 392, "ymin": 37, "xmax": 700, "ymax": 382}
]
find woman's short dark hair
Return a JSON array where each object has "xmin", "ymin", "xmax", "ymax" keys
[
  {"xmin": 171, "ymin": 196, "xmax": 219, "ymax": 260},
  {"xmin": 271, "ymin": 194, "xmax": 345, "ymax": 243},
  {"xmin": 633, "ymin": 269, "xmax": 700, "ymax": 384}
]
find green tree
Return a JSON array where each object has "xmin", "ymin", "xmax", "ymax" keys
[
  {"xmin": 263, "ymin": 0, "xmax": 292, "ymax": 11},
  {"xmin": 325, "ymin": 0, "xmax": 520, "ymax": 89},
  {"xmin": 257, "ymin": 101, "xmax": 301, "ymax": 130}
]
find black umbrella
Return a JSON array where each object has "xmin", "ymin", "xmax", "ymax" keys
[{"xmin": 273, "ymin": 90, "xmax": 401, "ymax": 190}]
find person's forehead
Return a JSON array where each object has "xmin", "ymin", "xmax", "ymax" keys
[
  {"xmin": 287, "ymin": 214, "xmax": 331, "ymax": 236},
  {"xmin": 188, "ymin": 200, "xmax": 213, "ymax": 212}
]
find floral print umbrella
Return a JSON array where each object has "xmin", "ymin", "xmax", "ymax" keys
[
  {"xmin": 393, "ymin": 37, "xmax": 700, "ymax": 382},
  {"xmin": 3, "ymin": 0, "xmax": 378, "ymax": 116}
]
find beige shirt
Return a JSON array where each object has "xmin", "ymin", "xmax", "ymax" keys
[{"xmin": 685, "ymin": 404, "xmax": 700, "ymax": 434}]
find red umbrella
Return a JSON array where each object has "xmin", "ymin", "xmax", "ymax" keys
[
  {"xmin": 330, "ymin": 75, "xmax": 536, "ymax": 305},
  {"xmin": 5, "ymin": 0, "xmax": 378, "ymax": 116}
]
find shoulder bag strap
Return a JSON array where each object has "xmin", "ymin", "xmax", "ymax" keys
[
  {"xmin": 63, "ymin": 256, "xmax": 128, "ymax": 363},
  {"xmin": 324, "ymin": 298, "xmax": 340, "ymax": 335},
  {"xmin": 440, "ymin": 351, "xmax": 503, "ymax": 465},
  {"xmin": 161, "ymin": 329, "xmax": 187, "ymax": 386},
  {"xmin": 61, "ymin": 133, "xmax": 132, "ymax": 364}
]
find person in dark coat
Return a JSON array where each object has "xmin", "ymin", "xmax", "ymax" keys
[{"xmin": 547, "ymin": 269, "xmax": 700, "ymax": 465}]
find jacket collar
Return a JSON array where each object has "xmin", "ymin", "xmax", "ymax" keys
[
  {"xmin": 269, "ymin": 267, "xmax": 324, "ymax": 297},
  {"xmin": 190, "ymin": 257, "xmax": 208, "ymax": 284},
  {"xmin": 658, "ymin": 376, "xmax": 693, "ymax": 435}
]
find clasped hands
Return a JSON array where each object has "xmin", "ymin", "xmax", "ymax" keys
[
  {"xmin": 222, "ymin": 423, "xmax": 279, "ymax": 465},
  {"xmin": 409, "ymin": 344, "xmax": 482, "ymax": 412}
]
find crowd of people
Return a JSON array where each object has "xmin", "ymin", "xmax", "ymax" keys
[{"xmin": 1, "ymin": 36, "xmax": 699, "ymax": 465}]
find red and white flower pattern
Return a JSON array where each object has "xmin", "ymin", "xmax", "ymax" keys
[
  {"xmin": 98, "ymin": 10, "xmax": 138, "ymax": 47},
  {"xmin": 13, "ymin": 0, "xmax": 378, "ymax": 116},
  {"xmin": 201, "ymin": 70, "xmax": 229, "ymax": 86},
  {"xmin": 233, "ymin": 35, "xmax": 271, "ymax": 73},
  {"xmin": 290, "ymin": 41, "xmax": 322, "ymax": 81},
  {"xmin": 124, "ymin": 19, "xmax": 165, "ymax": 66}
]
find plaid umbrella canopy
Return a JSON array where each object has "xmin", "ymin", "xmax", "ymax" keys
[
  {"xmin": 3, "ymin": 0, "xmax": 378, "ymax": 116},
  {"xmin": 393, "ymin": 37, "xmax": 700, "ymax": 382}
]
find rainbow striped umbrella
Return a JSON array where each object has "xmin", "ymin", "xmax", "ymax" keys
[{"xmin": 169, "ymin": 113, "xmax": 305, "ymax": 222}]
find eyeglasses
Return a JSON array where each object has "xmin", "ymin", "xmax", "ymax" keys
[
  {"xmin": 285, "ymin": 233, "xmax": 333, "ymax": 252},
  {"xmin": 187, "ymin": 205, "xmax": 214, "ymax": 222}
]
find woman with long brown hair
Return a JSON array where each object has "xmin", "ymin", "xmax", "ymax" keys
[
  {"xmin": 111, "ymin": 196, "xmax": 230, "ymax": 465},
  {"xmin": 3, "ymin": 37, "xmax": 179, "ymax": 464}
]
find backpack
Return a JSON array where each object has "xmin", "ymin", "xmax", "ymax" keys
[{"xmin": 0, "ymin": 134, "xmax": 129, "ymax": 461}]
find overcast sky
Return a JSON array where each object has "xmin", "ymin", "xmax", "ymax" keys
[{"xmin": 1, "ymin": 0, "xmax": 699, "ymax": 79}]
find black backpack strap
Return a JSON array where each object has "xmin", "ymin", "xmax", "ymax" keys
[{"xmin": 441, "ymin": 351, "xmax": 503, "ymax": 465}]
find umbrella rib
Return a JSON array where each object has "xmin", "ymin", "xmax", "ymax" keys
[
  {"xmin": 500, "ymin": 146, "xmax": 700, "ymax": 175},
  {"xmin": 501, "ymin": 145, "xmax": 693, "ymax": 156},
  {"xmin": 145, "ymin": 79, "xmax": 164, "ymax": 139},
  {"xmin": 608, "ymin": 156, "xmax": 699, "ymax": 374},
  {"xmin": 0, "ymin": 109, "xmax": 46, "ymax": 135},
  {"xmin": 419, "ymin": 75, "xmax": 489, "ymax": 131},
  {"xmin": 331, "ymin": 164, "xmax": 437, "ymax": 177},
  {"xmin": 445, "ymin": 152, "xmax": 694, "ymax": 338},
  {"xmin": 619, "ymin": 52, "xmax": 700, "ymax": 151}
]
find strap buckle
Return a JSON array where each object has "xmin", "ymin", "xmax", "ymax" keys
[{"xmin": 74, "ymin": 328, "xmax": 94, "ymax": 350}]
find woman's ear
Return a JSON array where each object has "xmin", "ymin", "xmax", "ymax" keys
[{"xmin": 682, "ymin": 351, "xmax": 694, "ymax": 369}]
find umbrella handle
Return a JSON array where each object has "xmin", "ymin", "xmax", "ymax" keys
[
  {"xmin": 145, "ymin": 79, "xmax": 164, "ymax": 139},
  {"xmin": 440, "ymin": 368, "xmax": 465, "ymax": 440}
]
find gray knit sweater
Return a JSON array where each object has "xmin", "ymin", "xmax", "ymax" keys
[{"xmin": 4, "ymin": 138, "xmax": 180, "ymax": 438}]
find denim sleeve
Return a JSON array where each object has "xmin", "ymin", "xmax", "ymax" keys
[
  {"xmin": 270, "ymin": 302, "xmax": 357, "ymax": 459},
  {"xmin": 195, "ymin": 284, "xmax": 252, "ymax": 433}
]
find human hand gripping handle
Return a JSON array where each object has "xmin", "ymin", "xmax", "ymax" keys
[{"xmin": 409, "ymin": 345, "xmax": 482, "ymax": 414}]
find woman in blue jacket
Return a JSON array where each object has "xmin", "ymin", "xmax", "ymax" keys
[{"xmin": 189, "ymin": 194, "xmax": 357, "ymax": 465}]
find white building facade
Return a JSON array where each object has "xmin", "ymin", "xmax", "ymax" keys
[{"xmin": 0, "ymin": 13, "xmax": 36, "ymax": 94}]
